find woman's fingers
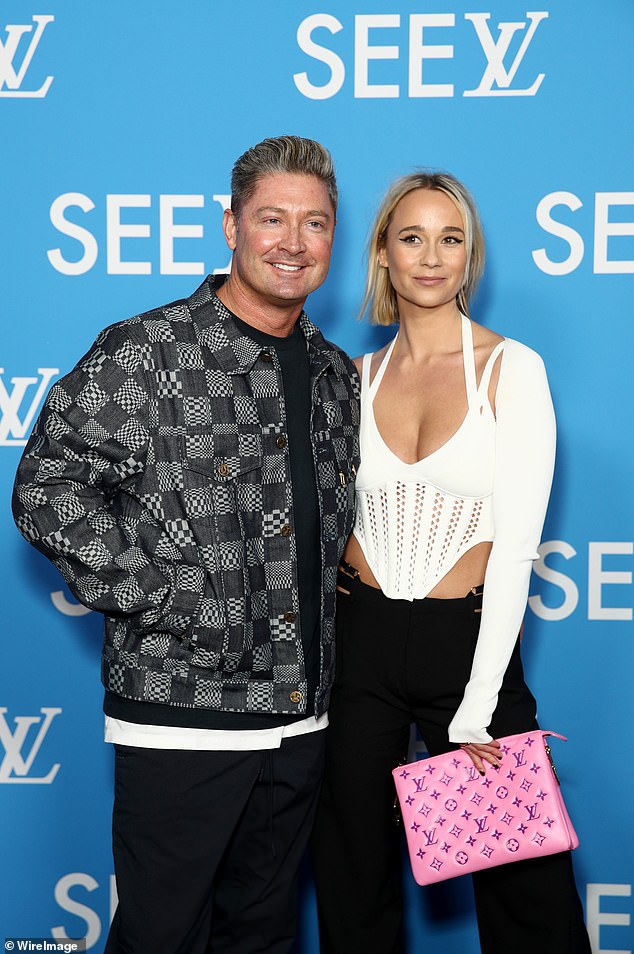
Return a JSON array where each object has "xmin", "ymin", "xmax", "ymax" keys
[{"xmin": 459, "ymin": 741, "xmax": 503, "ymax": 774}]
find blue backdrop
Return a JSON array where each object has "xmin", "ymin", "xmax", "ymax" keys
[{"xmin": 1, "ymin": 1, "xmax": 632, "ymax": 950}]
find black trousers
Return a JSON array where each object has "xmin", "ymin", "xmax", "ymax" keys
[
  {"xmin": 104, "ymin": 730, "xmax": 325, "ymax": 954},
  {"xmin": 312, "ymin": 573, "xmax": 591, "ymax": 954}
]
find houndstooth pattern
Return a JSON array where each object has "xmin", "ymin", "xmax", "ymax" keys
[{"xmin": 13, "ymin": 276, "xmax": 360, "ymax": 717}]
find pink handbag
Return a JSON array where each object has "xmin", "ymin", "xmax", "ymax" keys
[{"xmin": 392, "ymin": 730, "xmax": 579, "ymax": 885}]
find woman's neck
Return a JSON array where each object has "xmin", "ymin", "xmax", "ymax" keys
[{"xmin": 394, "ymin": 302, "xmax": 464, "ymax": 361}]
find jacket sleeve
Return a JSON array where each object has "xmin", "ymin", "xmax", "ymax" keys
[
  {"xmin": 448, "ymin": 340, "xmax": 556, "ymax": 744},
  {"xmin": 12, "ymin": 322, "xmax": 203, "ymax": 630}
]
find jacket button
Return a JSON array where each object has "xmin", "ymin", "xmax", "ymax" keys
[
  {"xmin": 280, "ymin": 524, "xmax": 292, "ymax": 536},
  {"xmin": 216, "ymin": 462, "xmax": 229, "ymax": 477},
  {"xmin": 276, "ymin": 435, "xmax": 287, "ymax": 449},
  {"xmin": 260, "ymin": 351, "xmax": 273, "ymax": 363},
  {"xmin": 289, "ymin": 690, "xmax": 302, "ymax": 704},
  {"xmin": 284, "ymin": 611, "xmax": 297, "ymax": 623}
]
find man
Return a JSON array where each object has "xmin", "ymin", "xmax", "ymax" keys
[{"xmin": 13, "ymin": 136, "xmax": 360, "ymax": 953}]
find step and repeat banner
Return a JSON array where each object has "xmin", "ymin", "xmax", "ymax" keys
[{"xmin": 1, "ymin": 1, "xmax": 632, "ymax": 950}]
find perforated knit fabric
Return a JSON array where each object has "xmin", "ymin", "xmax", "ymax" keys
[
  {"xmin": 354, "ymin": 317, "xmax": 502, "ymax": 601},
  {"xmin": 352, "ymin": 316, "xmax": 556, "ymax": 743}
]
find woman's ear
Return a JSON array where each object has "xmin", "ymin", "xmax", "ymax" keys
[{"xmin": 378, "ymin": 246, "xmax": 388, "ymax": 268}]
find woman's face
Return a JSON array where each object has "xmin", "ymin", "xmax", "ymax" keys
[{"xmin": 378, "ymin": 188, "xmax": 467, "ymax": 318}]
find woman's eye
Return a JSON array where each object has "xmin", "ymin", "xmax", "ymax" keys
[
  {"xmin": 400, "ymin": 234, "xmax": 420, "ymax": 244},
  {"xmin": 443, "ymin": 235, "xmax": 463, "ymax": 245}
]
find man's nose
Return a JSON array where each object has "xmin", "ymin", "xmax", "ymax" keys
[{"xmin": 278, "ymin": 224, "xmax": 306, "ymax": 254}]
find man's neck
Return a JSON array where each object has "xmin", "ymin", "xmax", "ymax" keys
[{"xmin": 216, "ymin": 277, "xmax": 303, "ymax": 338}]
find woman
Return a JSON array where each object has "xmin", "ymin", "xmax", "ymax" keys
[{"xmin": 312, "ymin": 173, "xmax": 590, "ymax": 954}]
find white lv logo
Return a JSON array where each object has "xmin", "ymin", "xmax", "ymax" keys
[
  {"xmin": 464, "ymin": 11, "xmax": 549, "ymax": 97},
  {"xmin": 0, "ymin": 367, "xmax": 58, "ymax": 446},
  {"xmin": 0, "ymin": 707, "xmax": 62, "ymax": 783},
  {"xmin": 0, "ymin": 14, "xmax": 55, "ymax": 98}
]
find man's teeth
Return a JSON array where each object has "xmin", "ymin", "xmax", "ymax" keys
[{"xmin": 272, "ymin": 263, "xmax": 301, "ymax": 271}]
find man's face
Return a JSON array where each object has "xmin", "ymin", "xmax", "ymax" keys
[{"xmin": 223, "ymin": 173, "xmax": 335, "ymax": 311}]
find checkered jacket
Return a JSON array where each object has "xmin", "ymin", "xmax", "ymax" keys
[{"xmin": 13, "ymin": 277, "xmax": 360, "ymax": 717}]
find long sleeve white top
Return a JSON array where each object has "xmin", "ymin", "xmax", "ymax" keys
[{"xmin": 353, "ymin": 322, "xmax": 556, "ymax": 743}]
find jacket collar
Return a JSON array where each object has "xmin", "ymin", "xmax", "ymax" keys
[{"xmin": 187, "ymin": 275, "xmax": 337, "ymax": 376}]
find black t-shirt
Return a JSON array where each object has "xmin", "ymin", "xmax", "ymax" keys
[{"xmin": 105, "ymin": 311, "xmax": 322, "ymax": 730}]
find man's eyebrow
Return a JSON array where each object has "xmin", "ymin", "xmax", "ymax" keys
[
  {"xmin": 397, "ymin": 224, "xmax": 465, "ymax": 234},
  {"xmin": 255, "ymin": 206, "xmax": 332, "ymax": 220}
]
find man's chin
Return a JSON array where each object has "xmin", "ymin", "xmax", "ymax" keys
[{"xmin": 266, "ymin": 281, "xmax": 316, "ymax": 305}]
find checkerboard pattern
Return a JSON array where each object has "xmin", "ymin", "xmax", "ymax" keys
[{"xmin": 13, "ymin": 277, "xmax": 360, "ymax": 717}]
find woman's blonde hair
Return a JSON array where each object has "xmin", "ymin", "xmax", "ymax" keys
[{"xmin": 360, "ymin": 172, "xmax": 485, "ymax": 325}]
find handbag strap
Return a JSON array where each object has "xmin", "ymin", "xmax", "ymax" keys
[{"xmin": 541, "ymin": 730, "xmax": 568, "ymax": 742}]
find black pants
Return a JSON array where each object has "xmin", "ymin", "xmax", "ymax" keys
[
  {"xmin": 312, "ymin": 573, "xmax": 591, "ymax": 954},
  {"xmin": 104, "ymin": 730, "xmax": 325, "ymax": 954}
]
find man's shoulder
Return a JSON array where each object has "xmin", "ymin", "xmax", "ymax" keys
[
  {"xmin": 300, "ymin": 315, "xmax": 360, "ymax": 388},
  {"xmin": 323, "ymin": 337, "xmax": 360, "ymax": 384},
  {"xmin": 99, "ymin": 277, "xmax": 220, "ymax": 347}
]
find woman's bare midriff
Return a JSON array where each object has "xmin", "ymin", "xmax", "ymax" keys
[{"xmin": 339, "ymin": 533, "xmax": 492, "ymax": 598}]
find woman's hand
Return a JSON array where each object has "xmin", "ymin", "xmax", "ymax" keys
[{"xmin": 459, "ymin": 740, "xmax": 503, "ymax": 775}]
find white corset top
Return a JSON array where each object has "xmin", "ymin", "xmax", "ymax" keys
[{"xmin": 353, "ymin": 316, "xmax": 505, "ymax": 601}]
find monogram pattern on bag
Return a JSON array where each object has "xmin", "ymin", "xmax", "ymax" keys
[{"xmin": 393, "ymin": 732, "xmax": 578, "ymax": 885}]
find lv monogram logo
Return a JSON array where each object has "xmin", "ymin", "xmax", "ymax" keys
[
  {"xmin": 422, "ymin": 828, "xmax": 439, "ymax": 847},
  {"xmin": 0, "ymin": 367, "xmax": 58, "ymax": 445},
  {"xmin": 0, "ymin": 15, "xmax": 55, "ymax": 98},
  {"xmin": 524, "ymin": 802, "xmax": 541, "ymax": 822},
  {"xmin": 464, "ymin": 12, "xmax": 548, "ymax": 97},
  {"xmin": 0, "ymin": 707, "xmax": 61, "ymax": 783}
]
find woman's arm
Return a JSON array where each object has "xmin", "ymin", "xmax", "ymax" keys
[{"xmin": 448, "ymin": 339, "xmax": 556, "ymax": 744}]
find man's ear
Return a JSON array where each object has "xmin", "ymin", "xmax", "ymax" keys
[{"xmin": 222, "ymin": 208, "xmax": 238, "ymax": 251}]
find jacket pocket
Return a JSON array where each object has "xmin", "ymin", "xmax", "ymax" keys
[{"xmin": 181, "ymin": 429, "xmax": 263, "ymax": 540}]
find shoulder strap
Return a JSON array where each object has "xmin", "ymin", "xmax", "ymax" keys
[
  {"xmin": 367, "ymin": 334, "xmax": 398, "ymax": 401},
  {"xmin": 361, "ymin": 352, "xmax": 373, "ymax": 398},
  {"xmin": 461, "ymin": 316, "xmax": 478, "ymax": 407},
  {"xmin": 476, "ymin": 340, "xmax": 506, "ymax": 401}
]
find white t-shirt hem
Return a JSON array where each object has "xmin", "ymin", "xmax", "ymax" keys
[{"xmin": 104, "ymin": 713, "xmax": 329, "ymax": 751}]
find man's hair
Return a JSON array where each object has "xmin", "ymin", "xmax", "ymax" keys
[
  {"xmin": 231, "ymin": 136, "xmax": 338, "ymax": 216},
  {"xmin": 360, "ymin": 171, "xmax": 485, "ymax": 325}
]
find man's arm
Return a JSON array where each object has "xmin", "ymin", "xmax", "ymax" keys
[{"xmin": 12, "ymin": 322, "xmax": 202, "ymax": 630}]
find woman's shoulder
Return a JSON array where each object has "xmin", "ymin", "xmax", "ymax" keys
[
  {"xmin": 471, "ymin": 319, "xmax": 547, "ymax": 371},
  {"xmin": 470, "ymin": 319, "xmax": 505, "ymax": 351},
  {"xmin": 352, "ymin": 340, "xmax": 393, "ymax": 381},
  {"xmin": 500, "ymin": 336, "xmax": 548, "ymax": 375}
]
